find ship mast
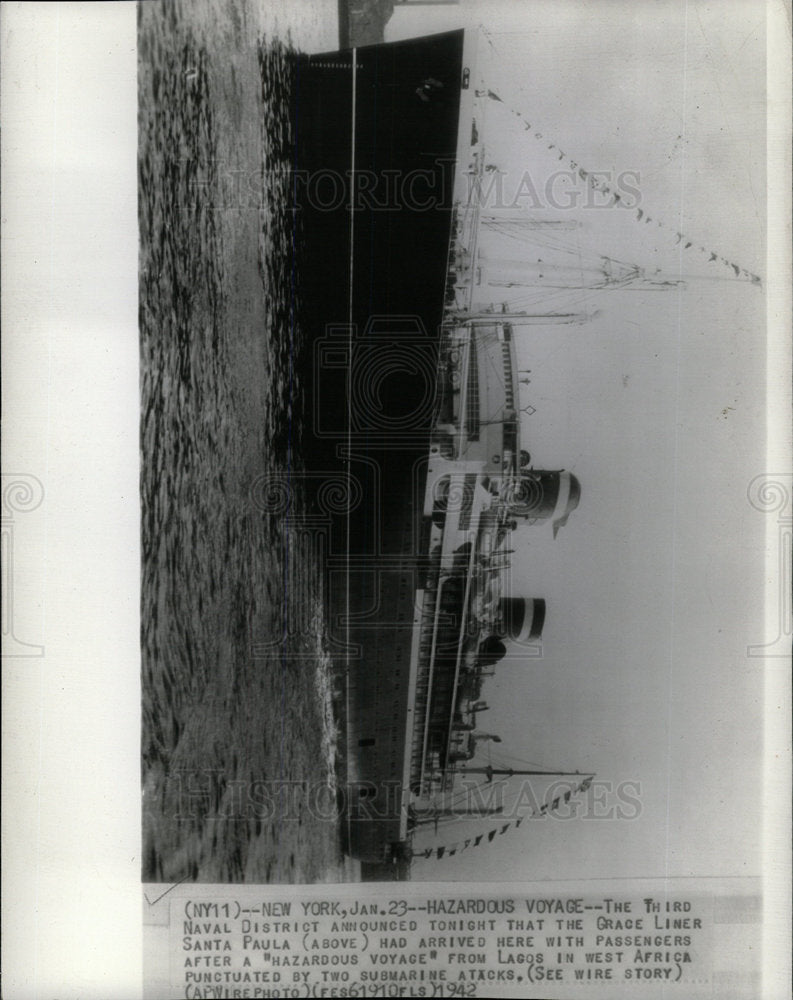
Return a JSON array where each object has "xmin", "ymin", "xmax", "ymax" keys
[
  {"xmin": 459, "ymin": 767, "xmax": 592, "ymax": 781},
  {"xmin": 410, "ymin": 770, "xmax": 594, "ymax": 829},
  {"xmin": 451, "ymin": 309, "xmax": 596, "ymax": 324}
]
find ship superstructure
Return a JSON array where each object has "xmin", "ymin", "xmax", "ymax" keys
[{"xmin": 345, "ymin": 311, "xmax": 582, "ymax": 865}]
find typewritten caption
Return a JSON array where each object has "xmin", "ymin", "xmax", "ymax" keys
[{"xmin": 168, "ymin": 892, "xmax": 712, "ymax": 997}]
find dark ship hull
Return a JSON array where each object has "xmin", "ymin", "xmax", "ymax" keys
[{"xmin": 295, "ymin": 30, "xmax": 470, "ymax": 865}]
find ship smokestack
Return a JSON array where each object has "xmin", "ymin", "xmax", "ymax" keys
[
  {"xmin": 552, "ymin": 473, "xmax": 581, "ymax": 537},
  {"xmin": 505, "ymin": 471, "xmax": 582, "ymax": 535},
  {"xmin": 498, "ymin": 597, "xmax": 546, "ymax": 642}
]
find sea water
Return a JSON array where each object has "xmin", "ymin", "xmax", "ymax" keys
[{"xmin": 138, "ymin": 0, "xmax": 353, "ymax": 884}]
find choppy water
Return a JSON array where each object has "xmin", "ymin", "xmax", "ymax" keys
[{"xmin": 138, "ymin": 0, "xmax": 353, "ymax": 883}]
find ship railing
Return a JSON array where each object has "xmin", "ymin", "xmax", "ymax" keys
[
  {"xmin": 406, "ymin": 529, "xmax": 447, "ymax": 791},
  {"xmin": 464, "ymin": 334, "xmax": 480, "ymax": 444},
  {"xmin": 411, "ymin": 511, "xmax": 482, "ymax": 790},
  {"xmin": 500, "ymin": 335, "xmax": 516, "ymax": 411},
  {"xmin": 439, "ymin": 530, "xmax": 480, "ymax": 775},
  {"xmin": 449, "ymin": 328, "xmax": 472, "ymax": 458},
  {"xmin": 414, "ymin": 569, "xmax": 454, "ymax": 789},
  {"xmin": 432, "ymin": 326, "xmax": 468, "ymax": 457},
  {"xmin": 412, "ymin": 478, "xmax": 498, "ymax": 789},
  {"xmin": 436, "ymin": 325, "xmax": 476, "ymax": 460}
]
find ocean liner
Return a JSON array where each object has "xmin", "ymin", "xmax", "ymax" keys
[
  {"xmin": 293, "ymin": 29, "xmax": 594, "ymax": 874},
  {"xmin": 291, "ymin": 24, "xmax": 762, "ymax": 873},
  {"xmin": 292, "ymin": 17, "xmax": 762, "ymax": 876}
]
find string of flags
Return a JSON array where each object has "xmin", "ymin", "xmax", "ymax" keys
[
  {"xmin": 414, "ymin": 775, "xmax": 594, "ymax": 861},
  {"xmin": 475, "ymin": 82, "xmax": 762, "ymax": 288}
]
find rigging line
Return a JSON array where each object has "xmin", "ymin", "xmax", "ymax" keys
[
  {"xmin": 425, "ymin": 772, "xmax": 509, "ymax": 805},
  {"xmin": 494, "ymin": 280, "xmax": 592, "ymax": 305},
  {"xmin": 497, "ymin": 757, "xmax": 568, "ymax": 773},
  {"xmin": 416, "ymin": 779, "xmax": 594, "ymax": 859},
  {"xmin": 425, "ymin": 773, "xmax": 596, "ymax": 830},
  {"xmin": 504, "ymin": 235, "xmax": 599, "ymax": 264},
  {"xmin": 441, "ymin": 788, "xmax": 494, "ymax": 811},
  {"xmin": 497, "ymin": 291, "xmax": 592, "ymax": 315},
  {"xmin": 477, "ymin": 29, "xmax": 761, "ymax": 285},
  {"xmin": 441, "ymin": 778, "xmax": 495, "ymax": 808},
  {"xmin": 481, "ymin": 218, "xmax": 579, "ymax": 247},
  {"xmin": 482, "ymin": 228, "xmax": 627, "ymax": 278},
  {"xmin": 487, "ymin": 228, "xmax": 634, "ymax": 275},
  {"xmin": 482, "ymin": 226, "xmax": 583, "ymax": 256},
  {"xmin": 486, "ymin": 276, "xmax": 612, "ymax": 294},
  {"xmin": 516, "ymin": 280, "xmax": 594, "ymax": 304},
  {"xmin": 490, "ymin": 750, "xmax": 567, "ymax": 771}
]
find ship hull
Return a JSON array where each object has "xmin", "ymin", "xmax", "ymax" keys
[{"xmin": 294, "ymin": 31, "xmax": 469, "ymax": 865}]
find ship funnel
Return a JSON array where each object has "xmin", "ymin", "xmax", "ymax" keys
[
  {"xmin": 552, "ymin": 473, "xmax": 581, "ymax": 538},
  {"xmin": 505, "ymin": 471, "xmax": 581, "ymax": 534},
  {"xmin": 498, "ymin": 597, "xmax": 546, "ymax": 642}
]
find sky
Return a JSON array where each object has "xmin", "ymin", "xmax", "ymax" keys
[{"xmin": 389, "ymin": 1, "xmax": 768, "ymax": 882}]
